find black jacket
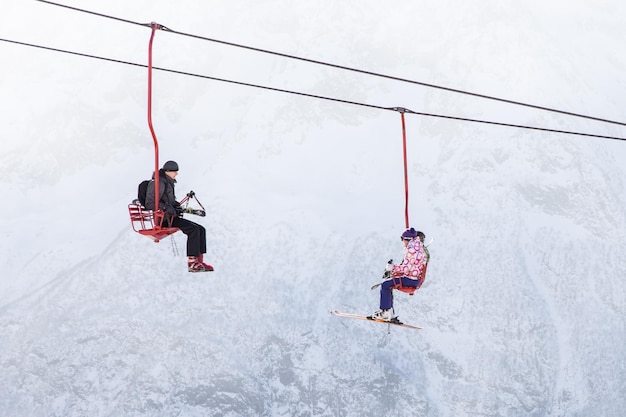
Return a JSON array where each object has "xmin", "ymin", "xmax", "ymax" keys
[{"xmin": 145, "ymin": 169, "xmax": 178, "ymax": 216}]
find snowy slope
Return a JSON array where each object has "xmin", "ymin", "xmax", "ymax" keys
[{"xmin": 1, "ymin": 1, "xmax": 625, "ymax": 416}]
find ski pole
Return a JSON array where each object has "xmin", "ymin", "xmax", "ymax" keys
[{"xmin": 371, "ymin": 259, "xmax": 393, "ymax": 290}]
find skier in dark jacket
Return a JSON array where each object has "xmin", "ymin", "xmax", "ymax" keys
[{"xmin": 145, "ymin": 160, "xmax": 213, "ymax": 272}]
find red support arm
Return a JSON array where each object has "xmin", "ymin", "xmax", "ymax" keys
[
  {"xmin": 148, "ymin": 23, "xmax": 161, "ymax": 214},
  {"xmin": 400, "ymin": 112, "xmax": 410, "ymax": 229}
]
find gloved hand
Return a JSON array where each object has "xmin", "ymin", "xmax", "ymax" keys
[
  {"xmin": 385, "ymin": 263, "xmax": 394, "ymax": 272},
  {"xmin": 165, "ymin": 204, "xmax": 177, "ymax": 215}
]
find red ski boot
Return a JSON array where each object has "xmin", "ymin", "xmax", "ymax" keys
[
  {"xmin": 198, "ymin": 254, "xmax": 214, "ymax": 272},
  {"xmin": 188, "ymin": 256, "xmax": 210, "ymax": 273}
]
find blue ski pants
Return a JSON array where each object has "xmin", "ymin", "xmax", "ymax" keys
[{"xmin": 379, "ymin": 277, "xmax": 419, "ymax": 310}]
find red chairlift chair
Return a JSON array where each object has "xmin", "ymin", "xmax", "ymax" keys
[{"xmin": 128, "ymin": 202, "xmax": 179, "ymax": 243}]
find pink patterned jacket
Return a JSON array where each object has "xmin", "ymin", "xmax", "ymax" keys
[{"xmin": 390, "ymin": 238, "xmax": 428, "ymax": 282}]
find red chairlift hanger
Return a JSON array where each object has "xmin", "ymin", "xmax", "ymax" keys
[
  {"xmin": 394, "ymin": 108, "xmax": 428, "ymax": 292},
  {"xmin": 128, "ymin": 22, "xmax": 178, "ymax": 243}
]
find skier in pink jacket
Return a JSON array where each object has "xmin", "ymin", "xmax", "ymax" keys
[{"xmin": 370, "ymin": 227, "xmax": 429, "ymax": 321}]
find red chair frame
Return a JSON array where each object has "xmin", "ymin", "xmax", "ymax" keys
[{"xmin": 128, "ymin": 203, "xmax": 178, "ymax": 243}]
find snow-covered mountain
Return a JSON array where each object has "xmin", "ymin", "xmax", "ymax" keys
[{"xmin": 1, "ymin": 1, "xmax": 625, "ymax": 416}]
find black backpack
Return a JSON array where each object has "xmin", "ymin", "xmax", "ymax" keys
[{"xmin": 137, "ymin": 180, "xmax": 151, "ymax": 207}]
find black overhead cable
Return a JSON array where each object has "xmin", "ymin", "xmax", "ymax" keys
[
  {"xmin": 34, "ymin": 0, "xmax": 626, "ymax": 129},
  {"xmin": 1, "ymin": 37, "xmax": 624, "ymax": 142}
]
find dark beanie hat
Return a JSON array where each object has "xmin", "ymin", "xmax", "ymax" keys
[
  {"xmin": 401, "ymin": 227, "xmax": 418, "ymax": 240},
  {"xmin": 163, "ymin": 160, "xmax": 179, "ymax": 172},
  {"xmin": 401, "ymin": 228, "xmax": 426, "ymax": 242}
]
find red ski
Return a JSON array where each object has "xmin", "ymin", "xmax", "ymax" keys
[{"xmin": 331, "ymin": 310, "xmax": 422, "ymax": 330}]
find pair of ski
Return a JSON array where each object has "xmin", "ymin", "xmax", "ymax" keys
[
  {"xmin": 331, "ymin": 310, "xmax": 421, "ymax": 330},
  {"xmin": 331, "ymin": 259, "xmax": 421, "ymax": 331}
]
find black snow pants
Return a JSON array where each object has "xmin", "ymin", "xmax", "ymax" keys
[{"xmin": 170, "ymin": 216, "xmax": 207, "ymax": 257}]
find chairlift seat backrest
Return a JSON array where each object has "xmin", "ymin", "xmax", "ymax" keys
[{"xmin": 128, "ymin": 203, "xmax": 178, "ymax": 243}]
